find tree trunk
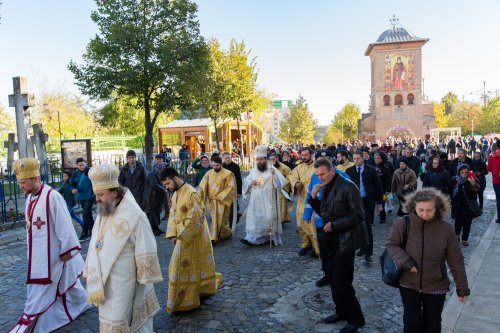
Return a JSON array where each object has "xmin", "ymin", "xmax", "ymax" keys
[
  {"xmin": 214, "ymin": 119, "xmax": 220, "ymax": 152},
  {"xmin": 144, "ymin": 94, "xmax": 154, "ymax": 171}
]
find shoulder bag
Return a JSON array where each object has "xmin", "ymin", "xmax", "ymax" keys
[{"xmin": 380, "ymin": 215, "xmax": 410, "ymax": 288}]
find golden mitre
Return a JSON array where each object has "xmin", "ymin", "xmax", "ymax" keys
[
  {"xmin": 88, "ymin": 164, "xmax": 120, "ymax": 191},
  {"xmin": 13, "ymin": 158, "xmax": 40, "ymax": 180}
]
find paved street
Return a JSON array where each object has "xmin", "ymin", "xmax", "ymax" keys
[{"xmin": 0, "ymin": 181, "xmax": 496, "ymax": 333}]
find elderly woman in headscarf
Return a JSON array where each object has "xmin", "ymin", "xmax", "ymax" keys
[
  {"xmin": 145, "ymin": 161, "xmax": 169, "ymax": 235},
  {"xmin": 448, "ymin": 164, "xmax": 480, "ymax": 246}
]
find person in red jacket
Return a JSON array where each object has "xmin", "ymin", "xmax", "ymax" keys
[{"xmin": 487, "ymin": 141, "xmax": 500, "ymax": 223}]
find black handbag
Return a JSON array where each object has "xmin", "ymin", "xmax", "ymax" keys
[
  {"xmin": 461, "ymin": 187, "xmax": 482, "ymax": 219},
  {"xmin": 380, "ymin": 215, "xmax": 409, "ymax": 288}
]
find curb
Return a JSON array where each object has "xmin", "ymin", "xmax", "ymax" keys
[
  {"xmin": 0, "ymin": 229, "xmax": 26, "ymax": 246},
  {"xmin": 441, "ymin": 212, "xmax": 498, "ymax": 333}
]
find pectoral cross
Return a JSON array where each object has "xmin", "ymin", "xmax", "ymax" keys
[{"xmin": 33, "ymin": 217, "xmax": 46, "ymax": 230}]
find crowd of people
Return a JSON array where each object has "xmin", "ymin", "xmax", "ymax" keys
[{"xmin": 7, "ymin": 133, "xmax": 500, "ymax": 333}]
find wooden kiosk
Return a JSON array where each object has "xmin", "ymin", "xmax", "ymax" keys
[{"xmin": 158, "ymin": 117, "xmax": 263, "ymax": 159}]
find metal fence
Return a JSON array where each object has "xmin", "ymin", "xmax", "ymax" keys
[{"xmin": 0, "ymin": 155, "xmax": 255, "ymax": 226}]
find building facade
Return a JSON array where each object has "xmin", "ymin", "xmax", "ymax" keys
[
  {"xmin": 359, "ymin": 22, "xmax": 435, "ymax": 141},
  {"xmin": 259, "ymin": 99, "xmax": 293, "ymax": 143}
]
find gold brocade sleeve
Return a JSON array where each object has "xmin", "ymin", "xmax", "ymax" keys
[
  {"xmin": 166, "ymin": 193, "xmax": 177, "ymax": 239},
  {"xmin": 134, "ymin": 216, "xmax": 163, "ymax": 284},
  {"xmin": 198, "ymin": 173, "xmax": 209, "ymax": 203},
  {"xmin": 288, "ymin": 166, "xmax": 301, "ymax": 196},
  {"xmin": 216, "ymin": 173, "xmax": 236, "ymax": 206},
  {"xmin": 176, "ymin": 192, "xmax": 204, "ymax": 246}
]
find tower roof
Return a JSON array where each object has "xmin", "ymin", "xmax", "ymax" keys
[
  {"xmin": 376, "ymin": 27, "xmax": 418, "ymax": 43},
  {"xmin": 365, "ymin": 17, "xmax": 429, "ymax": 55}
]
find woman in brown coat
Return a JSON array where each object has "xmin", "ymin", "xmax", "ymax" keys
[
  {"xmin": 386, "ymin": 188, "xmax": 470, "ymax": 333},
  {"xmin": 391, "ymin": 157, "xmax": 418, "ymax": 216}
]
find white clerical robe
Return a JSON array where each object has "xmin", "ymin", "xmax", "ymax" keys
[
  {"xmin": 9, "ymin": 184, "xmax": 89, "ymax": 333},
  {"xmin": 85, "ymin": 189, "xmax": 163, "ymax": 333},
  {"xmin": 242, "ymin": 166, "xmax": 287, "ymax": 245}
]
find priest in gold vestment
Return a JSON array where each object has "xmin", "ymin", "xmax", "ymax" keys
[
  {"xmin": 269, "ymin": 152, "xmax": 292, "ymax": 224},
  {"xmin": 85, "ymin": 164, "xmax": 163, "ymax": 333},
  {"xmin": 160, "ymin": 167, "xmax": 222, "ymax": 313},
  {"xmin": 198, "ymin": 155, "xmax": 237, "ymax": 244},
  {"xmin": 288, "ymin": 147, "xmax": 319, "ymax": 257}
]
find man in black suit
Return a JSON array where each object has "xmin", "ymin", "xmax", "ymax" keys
[{"xmin": 346, "ymin": 150, "xmax": 383, "ymax": 263}]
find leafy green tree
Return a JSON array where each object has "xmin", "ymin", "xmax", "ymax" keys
[
  {"xmin": 322, "ymin": 103, "xmax": 360, "ymax": 144},
  {"xmin": 0, "ymin": 103, "xmax": 15, "ymax": 156},
  {"xmin": 322, "ymin": 125, "xmax": 342, "ymax": 145},
  {"xmin": 0, "ymin": 103, "xmax": 14, "ymax": 131},
  {"xmin": 447, "ymin": 101, "xmax": 482, "ymax": 134},
  {"xmin": 441, "ymin": 92, "xmax": 459, "ymax": 115},
  {"xmin": 32, "ymin": 93, "xmax": 101, "ymax": 151},
  {"xmin": 68, "ymin": 0, "xmax": 207, "ymax": 169},
  {"xmin": 279, "ymin": 96, "xmax": 318, "ymax": 143},
  {"xmin": 477, "ymin": 97, "xmax": 500, "ymax": 134},
  {"xmin": 198, "ymin": 38, "xmax": 262, "ymax": 151},
  {"xmin": 433, "ymin": 102, "xmax": 448, "ymax": 128},
  {"xmin": 99, "ymin": 95, "xmax": 179, "ymax": 139}
]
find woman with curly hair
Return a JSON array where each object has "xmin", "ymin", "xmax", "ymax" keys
[{"xmin": 386, "ymin": 188, "xmax": 470, "ymax": 333}]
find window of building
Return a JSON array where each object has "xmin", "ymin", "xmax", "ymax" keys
[
  {"xmin": 407, "ymin": 93, "xmax": 414, "ymax": 105},
  {"xmin": 383, "ymin": 95, "xmax": 390, "ymax": 106},
  {"xmin": 395, "ymin": 94, "xmax": 403, "ymax": 106}
]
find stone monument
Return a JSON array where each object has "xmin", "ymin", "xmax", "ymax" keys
[{"xmin": 8, "ymin": 77, "xmax": 35, "ymax": 158}]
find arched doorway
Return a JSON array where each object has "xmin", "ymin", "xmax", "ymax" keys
[{"xmin": 385, "ymin": 124, "xmax": 416, "ymax": 138}]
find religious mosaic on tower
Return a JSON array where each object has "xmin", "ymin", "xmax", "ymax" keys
[{"xmin": 384, "ymin": 53, "xmax": 414, "ymax": 93}]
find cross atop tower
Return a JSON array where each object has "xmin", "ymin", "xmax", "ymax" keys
[{"xmin": 389, "ymin": 15, "xmax": 399, "ymax": 30}]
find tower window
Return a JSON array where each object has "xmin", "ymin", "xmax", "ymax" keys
[
  {"xmin": 407, "ymin": 93, "xmax": 414, "ymax": 105},
  {"xmin": 395, "ymin": 94, "xmax": 403, "ymax": 106},
  {"xmin": 383, "ymin": 95, "xmax": 390, "ymax": 106}
]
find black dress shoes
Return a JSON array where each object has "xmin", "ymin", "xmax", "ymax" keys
[
  {"xmin": 298, "ymin": 247, "xmax": 311, "ymax": 256},
  {"xmin": 315, "ymin": 275, "xmax": 329, "ymax": 287},
  {"xmin": 240, "ymin": 239, "xmax": 253, "ymax": 246},
  {"xmin": 322, "ymin": 314, "xmax": 346, "ymax": 324},
  {"xmin": 356, "ymin": 249, "xmax": 365, "ymax": 257},
  {"xmin": 339, "ymin": 324, "xmax": 363, "ymax": 333}
]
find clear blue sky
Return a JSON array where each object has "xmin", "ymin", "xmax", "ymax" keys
[{"xmin": 1, "ymin": 0, "xmax": 499, "ymax": 126}]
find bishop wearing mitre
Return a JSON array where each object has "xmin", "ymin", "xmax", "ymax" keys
[
  {"xmin": 241, "ymin": 145, "xmax": 287, "ymax": 246},
  {"xmin": 9, "ymin": 158, "xmax": 89, "ymax": 333},
  {"xmin": 85, "ymin": 164, "xmax": 163, "ymax": 332}
]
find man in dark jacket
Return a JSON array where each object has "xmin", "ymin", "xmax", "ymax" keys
[
  {"xmin": 118, "ymin": 150, "xmax": 146, "ymax": 208},
  {"xmin": 450, "ymin": 148, "xmax": 472, "ymax": 178},
  {"xmin": 144, "ymin": 162, "xmax": 168, "ymax": 235},
  {"xmin": 346, "ymin": 150, "xmax": 383, "ymax": 262},
  {"xmin": 308, "ymin": 159, "xmax": 367, "ymax": 333},
  {"xmin": 70, "ymin": 158, "xmax": 95, "ymax": 241},
  {"xmin": 399, "ymin": 146, "xmax": 421, "ymax": 177},
  {"xmin": 222, "ymin": 152, "xmax": 242, "ymax": 226}
]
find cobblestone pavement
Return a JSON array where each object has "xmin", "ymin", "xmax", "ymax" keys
[{"xmin": 0, "ymin": 181, "xmax": 496, "ymax": 333}]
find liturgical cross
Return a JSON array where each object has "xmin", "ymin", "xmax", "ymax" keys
[{"xmin": 33, "ymin": 217, "xmax": 46, "ymax": 230}]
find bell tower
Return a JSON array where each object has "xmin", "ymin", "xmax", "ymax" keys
[{"xmin": 360, "ymin": 16, "xmax": 435, "ymax": 140}]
